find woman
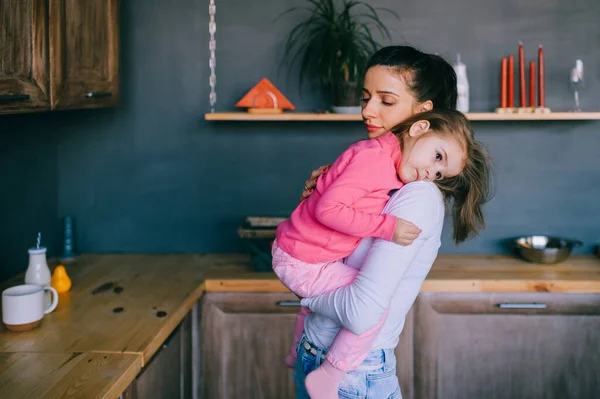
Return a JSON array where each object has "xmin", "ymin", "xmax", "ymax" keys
[{"xmin": 294, "ymin": 45, "xmax": 491, "ymax": 398}]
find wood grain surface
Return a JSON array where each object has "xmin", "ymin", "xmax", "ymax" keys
[{"xmin": 0, "ymin": 352, "xmax": 141, "ymax": 399}]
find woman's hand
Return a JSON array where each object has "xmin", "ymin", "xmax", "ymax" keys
[
  {"xmin": 392, "ymin": 218, "xmax": 421, "ymax": 246},
  {"xmin": 299, "ymin": 165, "xmax": 330, "ymax": 200}
]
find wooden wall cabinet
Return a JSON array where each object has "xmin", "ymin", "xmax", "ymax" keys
[
  {"xmin": 49, "ymin": 0, "xmax": 120, "ymax": 110},
  {"xmin": 0, "ymin": 0, "xmax": 50, "ymax": 114},
  {"xmin": 414, "ymin": 292, "xmax": 600, "ymax": 399},
  {"xmin": 0, "ymin": 0, "xmax": 119, "ymax": 115}
]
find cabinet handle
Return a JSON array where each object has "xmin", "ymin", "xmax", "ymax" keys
[
  {"xmin": 276, "ymin": 301, "xmax": 302, "ymax": 307},
  {"xmin": 85, "ymin": 92, "xmax": 112, "ymax": 98},
  {"xmin": 0, "ymin": 94, "xmax": 30, "ymax": 101},
  {"xmin": 496, "ymin": 303, "xmax": 547, "ymax": 309}
]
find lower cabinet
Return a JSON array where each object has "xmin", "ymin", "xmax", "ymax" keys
[
  {"xmin": 118, "ymin": 291, "xmax": 600, "ymax": 399},
  {"xmin": 414, "ymin": 292, "xmax": 600, "ymax": 399},
  {"xmin": 200, "ymin": 292, "xmax": 299, "ymax": 399},
  {"xmin": 122, "ymin": 311, "xmax": 194, "ymax": 399},
  {"xmin": 199, "ymin": 292, "xmax": 415, "ymax": 399}
]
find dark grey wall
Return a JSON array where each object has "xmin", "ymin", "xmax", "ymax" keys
[
  {"xmin": 0, "ymin": 113, "xmax": 59, "ymax": 281},
  {"xmin": 1, "ymin": 0, "xmax": 599, "ymax": 280}
]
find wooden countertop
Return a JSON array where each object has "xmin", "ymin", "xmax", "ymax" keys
[
  {"xmin": 2, "ymin": 254, "xmax": 599, "ymax": 359},
  {"xmin": 204, "ymin": 254, "xmax": 600, "ymax": 294},
  {"xmin": 0, "ymin": 253, "xmax": 247, "ymax": 399},
  {"xmin": 0, "ymin": 352, "xmax": 141, "ymax": 399},
  {"xmin": 1, "ymin": 253, "xmax": 599, "ymax": 398},
  {"xmin": 0, "ymin": 254, "xmax": 249, "ymax": 364}
]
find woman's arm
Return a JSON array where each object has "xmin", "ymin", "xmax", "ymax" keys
[{"xmin": 301, "ymin": 182, "xmax": 444, "ymax": 335}]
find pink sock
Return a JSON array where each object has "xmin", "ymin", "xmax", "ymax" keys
[{"xmin": 305, "ymin": 359, "xmax": 345, "ymax": 399}]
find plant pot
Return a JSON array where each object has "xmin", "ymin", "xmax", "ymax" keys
[{"xmin": 332, "ymin": 81, "xmax": 361, "ymax": 113}]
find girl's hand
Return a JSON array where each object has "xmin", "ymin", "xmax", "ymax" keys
[
  {"xmin": 299, "ymin": 165, "xmax": 330, "ymax": 201},
  {"xmin": 392, "ymin": 218, "xmax": 422, "ymax": 246}
]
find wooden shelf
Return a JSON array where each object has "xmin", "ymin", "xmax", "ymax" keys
[
  {"xmin": 205, "ymin": 111, "xmax": 600, "ymax": 122},
  {"xmin": 205, "ymin": 112, "xmax": 363, "ymax": 121}
]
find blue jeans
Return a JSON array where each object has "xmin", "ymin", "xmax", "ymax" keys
[{"xmin": 294, "ymin": 333, "xmax": 401, "ymax": 399}]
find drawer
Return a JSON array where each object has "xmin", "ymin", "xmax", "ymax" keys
[
  {"xmin": 418, "ymin": 292, "xmax": 600, "ymax": 315},
  {"xmin": 201, "ymin": 292, "xmax": 301, "ymax": 314}
]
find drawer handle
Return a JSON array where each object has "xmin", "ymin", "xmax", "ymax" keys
[
  {"xmin": 85, "ymin": 92, "xmax": 112, "ymax": 98},
  {"xmin": 497, "ymin": 303, "xmax": 547, "ymax": 309},
  {"xmin": 0, "ymin": 94, "xmax": 30, "ymax": 101},
  {"xmin": 276, "ymin": 301, "xmax": 302, "ymax": 307}
]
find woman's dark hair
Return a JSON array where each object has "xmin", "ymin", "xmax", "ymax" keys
[
  {"xmin": 366, "ymin": 46, "xmax": 458, "ymax": 110},
  {"xmin": 392, "ymin": 109, "xmax": 493, "ymax": 244}
]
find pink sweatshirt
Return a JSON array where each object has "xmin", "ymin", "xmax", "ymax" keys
[{"xmin": 276, "ymin": 132, "xmax": 403, "ymax": 264}]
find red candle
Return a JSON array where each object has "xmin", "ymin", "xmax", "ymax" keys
[
  {"xmin": 538, "ymin": 45, "xmax": 545, "ymax": 108},
  {"xmin": 500, "ymin": 58, "xmax": 507, "ymax": 108},
  {"xmin": 529, "ymin": 61, "xmax": 535, "ymax": 107},
  {"xmin": 508, "ymin": 55, "xmax": 514, "ymax": 108},
  {"xmin": 518, "ymin": 42, "xmax": 526, "ymax": 107}
]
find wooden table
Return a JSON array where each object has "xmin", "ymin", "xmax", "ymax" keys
[{"xmin": 1, "ymin": 253, "xmax": 599, "ymax": 398}]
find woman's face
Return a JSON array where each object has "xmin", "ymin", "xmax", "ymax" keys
[{"xmin": 361, "ymin": 66, "xmax": 432, "ymax": 139}]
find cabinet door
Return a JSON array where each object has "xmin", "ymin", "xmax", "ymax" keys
[
  {"xmin": 0, "ymin": 0, "xmax": 49, "ymax": 114},
  {"xmin": 414, "ymin": 292, "xmax": 600, "ymax": 399},
  {"xmin": 49, "ymin": 0, "xmax": 119, "ymax": 109},
  {"xmin": 134, "ymin": 312, "xmax": 196, "ymax": 399},
  {"xmin": 135, "ymin": 324, "xmax": 182, "ymax": 399},
  {"xmin": 180, "ymin": 308, "xmax": 193, "ymax": 399},
  {"xmin": 120, "ymin": 312, "xmax": 194, "ymax": 399},
  {"xmin": 200, "ymin": 292, "xmax": 299, "ymax": 399}
]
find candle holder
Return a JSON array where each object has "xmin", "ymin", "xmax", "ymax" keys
[
  {"xmin": 495, "ymin": 107, "xmax": 551, "ymax": 114},
  {"xmin": 533, "ymin": 107, "xmax": 551, "ymax": 114},
  {"xmin": 517, "ymin": 107, "xmax": 534, "ymax": 114},
  {"xmin": 494, "ymin": 107, "xmax": 515, "ymax": 114}
]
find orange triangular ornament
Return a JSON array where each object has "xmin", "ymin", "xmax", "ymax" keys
[{"xmin": 236, "ymin": 78, "xmax": 295, "ymax": 111}]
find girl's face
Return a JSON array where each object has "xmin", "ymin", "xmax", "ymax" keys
[
  {"xmin": 361, "ymin": 66, "xmax": 432, "ymax": 139},
  {"xmin": 399, "ymin": 121, "xmax": 466, "ymax": 183}
]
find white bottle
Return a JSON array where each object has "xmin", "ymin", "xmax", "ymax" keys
[
  {"xmin": 454, "ymin": 54, "xmax": 469, "ymax": 113},
  {"xmin": 25, "ymin": 247, "xmax": 52, "ymax": 307}
]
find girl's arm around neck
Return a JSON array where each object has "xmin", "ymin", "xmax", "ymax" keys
[{"xmin": 314, "ymin": 148, "xmax": 399, "ymax": 241}]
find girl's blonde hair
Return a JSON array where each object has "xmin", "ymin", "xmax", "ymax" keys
[{"xmin": 391, "ymin": 109, "xmax": 493, "ymax": 244}]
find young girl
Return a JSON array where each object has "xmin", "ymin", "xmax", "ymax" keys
[{"xmin": 273, "ymin": 107, "xmax": 484, "ymax": 398}]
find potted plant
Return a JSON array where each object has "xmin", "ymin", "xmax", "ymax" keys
[{"xmin": 279, "ymin": 0, "xmax": 398, "ymax": 113}]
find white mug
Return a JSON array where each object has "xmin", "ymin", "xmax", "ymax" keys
[{"xmin": 2, "ymin": 284, "xmax": 58, "ymax": 332}]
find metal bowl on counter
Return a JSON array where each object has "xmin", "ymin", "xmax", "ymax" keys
[{"xmin": 511, "ymin": 235, "xmax": 583, "ymax": 264}]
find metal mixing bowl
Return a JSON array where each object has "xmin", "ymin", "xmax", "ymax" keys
[{"xmin": 512, "ymin": 235, "xmax": 582, "ymax": 264}]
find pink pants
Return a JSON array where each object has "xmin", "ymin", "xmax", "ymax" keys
[{"xmin": 272, "ymin": 239, "xmax": 388, "ymax": 371}]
